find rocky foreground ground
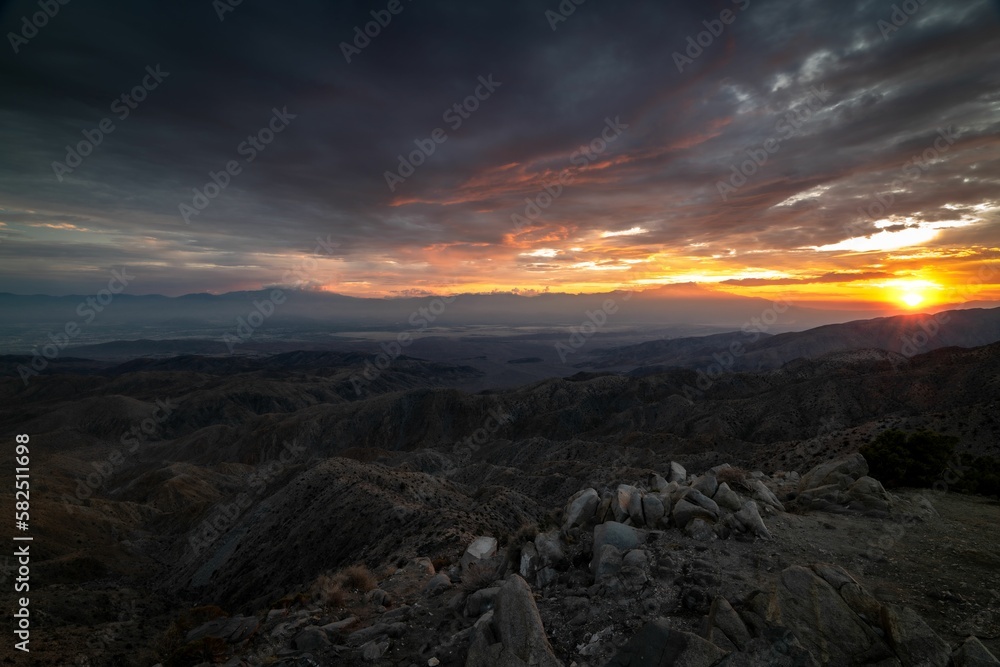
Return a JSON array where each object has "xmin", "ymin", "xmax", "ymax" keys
[{"xmin": 143, "ymin": 454, "xmax": 1000, "ymax": 667}]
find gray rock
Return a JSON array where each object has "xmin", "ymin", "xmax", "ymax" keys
[
  {"xmin": 714, "ymin": 482, "xmax": 743, "ymax": 512},
  {"xmin": 681, "ymin": 488, "xmax": 721, "ymax": 515},
  {"xmin": 535, "ymin": 566, "xmax": 558, "ymax": 588},
  {"xmin": 593, "ymin": 521, "xmax": 645, "ymax": 556},
  {"xmin": 685, "ymin": 518, "xmax": 716, "ymax": 541},
  {"xmin": 534, "ymin": 530, "xmax": 564, "ymax": 567},
  {"xmin": 668, "ymin": 461, "xmax": 687, "ymax": 483},
  {"xmin": 519, "ymin": 541, "xmax": 539, "ymax": 580},
  {"xmin": 642, "ymin": 494, "xmax": 665, "ymax": 528},
  {"xmin": 693, "ymin": 474, "xmax": 719, "ymax": 498},
  {"xmin": 706, "ymin": 596, "xmax": 751, "ymax": 650},
  {"xmin": 292, "ymin": 626, "xmax": 329, "ymax": 651},
  {"xmin": 879, "ymin": 604, "xmax": 951, "ymax": 667},
  {"xmin": 798, "ymin": 453, "xmax": 869, "ymax": 492},
  {"xmin": 466, "ymin": 586, "xmax": 501, "ymax": 617},
  {"xmin": 768, "ymin": 565, "xmax": 893, "ymax": 665},
  {"xmin": 564, "ymin": 488, "xmax": 600, "ymax": 529},
  {"xmin": 347, "ymin": 623, "xmax": 389, "ymax": 647},
  {"xmin": 466, "ymin": 575, "xmax": 562, "ymax": 667},
  {"xmin": 593, "ymin": 543, "xmax": 623, "ymax": 580},
  {"xmin": 424, "ymin": 572, "xmax": 452, "ymax": 596},
  {"xmin": 714, "ymin": 634, "xmax": 821, "ymax": 667},
  {"xmin": 734, "ymin": 501, "xmax": 771, "ymax": 539},
  {"xmin": 461, "ymin": 536, "xmax": 498, "ymax": 571},
  {"xmin": 672, "ymin": 499, "xmax": 718, "ymax": 528},
  {"xmin": 747, "ymin": 479, "xmax": 784, "ymax": 512},
  {"xmin": 320, "ymin": 616, "xmax": 357, "ymax": 634},
  {"xmin": 649, "ymin": 473, "xmax": 669, "ymax": 492},
  {"xmin": 952, "ymin": 635, "xmax": 1000, "ymax": 667},
  {"xmin": 361, "ymin": 638, "xmax": 389, "ymax": 661},
  {"xmin": 605, "ymin": 618, "xmax": 728, "ymax": 667},
  {"xmin": 622, "ymin": 549, "xmax": 648, "ymax": 569}
]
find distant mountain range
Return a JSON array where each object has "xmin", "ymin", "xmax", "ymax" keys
[
  {"xmin": 0, "ymin": 284, "xmax": 913, "ymax": 340},
  {"xmin": 578, "ymin": 306, "xmax": 1000, "ymax": 373}
]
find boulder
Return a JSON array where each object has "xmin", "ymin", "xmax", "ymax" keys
[
  {"xmin": 466, "ymin": 575, "xmax": 563, "ymax": 667},
  {"xmin": 642, "ymin": 494, "xmax": 666, "ymax": 528},
  {"xmin": 466, "ymin": 587, "xmax": 500, "ymax": 617},
  {"xmin": 879, "ymin": 604, "xmax": 952, "ymax": 667},
  {"xmin": 672, "ymin": 499, "xmax": 718, "ymax": 529},
  {"xmin": 519, "ymin": 541, "xmax": 539, "ymax": 581},
  {"xmin": 424, "ymin": 573, "xmax": 452, "ymax": 597},
  {"xmin": 798, "ymin": 453, "xmax": 869, "ymax": 492},
  {"xmin": 714, "ymin": 634, "xmax": 821, "ymax": 667},
  {"xmin": 564, "ymin": 488, "xmax": 600, "ymax": 529},
  {"xmin": 534, "ymin": 530, "xmax": 564, "ymax": 568},
  {"xmin": 747, "ymin": 479, "xmax": 784, "ymax": 512},
  {"xmin": 650, "ymin": 473, "xmax": 669, "ymax": 492},
  {"xmin": 593, "ymin": 544, "xmax": 623, "ymax": 580},
  {"xmin": 461, "ymin": 536, "xmax": 498, "ymax": 571},
  {"xmin": 693, "ymin": 474, "xmax": 719, "ymax": 498},
  {"xmin": 767, "ymin": 565, "xmax": 893, "ymax": 665},
  {"xmin": 714, "ymin": 482, "xmax": 743, "ymax": 512},
  {"xmin": 734, "ymin": 501, "xmax": 771, "ymax": 539},
  {"xmin": 681, "ymin": 488, "xmax": 721, "ymax": 515},
  {"xmin": 605, "ymin": 618, "xmax": 728, "ymax": 667},
  {"xmin": 952, "ymin": 636, "xmax": 1000, "ymax": 666},
  {"xmin": 593, "ymin": 521, "xmax": 645, "ymax": 555},
  {"xmin": 668, "ymin": 461, "xmax": 687, "ymax": 484},
  {"xmin": 685, "ymin": 518, "xmax": 715, "ymax": 541},
  {"xmin": 706, "ymin": 596, "xmax": 751, "ymax": 651}
]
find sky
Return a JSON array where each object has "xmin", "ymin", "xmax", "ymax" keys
[{"xmin": 0, "ymin": 0, "xmax": 998, "ymax": 310}]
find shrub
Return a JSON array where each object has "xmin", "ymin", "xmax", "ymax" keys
[
  {"xmin": 461, "ymin": 556, "xmax": 506, "ymax": 592},
  {"xmin": 310, "ymin": 573, "xmax": 346, "ymax": 608},
  {"xmin": 860, "ymin": 429, "xmax": 957, "ymax": 488},
  {"xmin": 337, "ymin": 564, "xmax": 377, "ymax": 593}
]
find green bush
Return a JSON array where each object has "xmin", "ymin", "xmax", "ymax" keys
[
  {"xmin": 954, "ymin": 455, "xmax": 1000, "ymax": 499},
  {"xmin": 860, "ymin": 429, "xmax": 957, "ymax": 488}
]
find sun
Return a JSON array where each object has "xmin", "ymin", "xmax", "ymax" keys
[{"xmin": 900, "ymin": 292, "xmax": 924, "ymax": 308}]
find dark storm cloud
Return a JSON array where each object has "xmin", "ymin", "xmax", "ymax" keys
[{"xmin": 0, "ymin": 0, "xmax": 997, "ymax": 294}]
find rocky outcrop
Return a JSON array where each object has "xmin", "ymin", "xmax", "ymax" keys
[
  {"xmin": 466, "ymin": 575, "xmax": 563, "ymax": 667},
  {"xmin": 605, "ymin": 619, "xmax": 728, "ymax": 666}
]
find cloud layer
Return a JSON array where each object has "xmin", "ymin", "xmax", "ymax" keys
[{"xmin": 0, "ymin": 0, "xmax": 998, "ymax": 305}]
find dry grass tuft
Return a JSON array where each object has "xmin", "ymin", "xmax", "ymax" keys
[
  {"xmin": 310, "ymin": 573, "xmax": 347, "ymax": 608},
  {"xmin": 337, "ymin": 564, "xmax": 377, "ymax": 594},
  {"xmin": 461, "ymin": 556, "xmax": 506, "ymax": 593}
]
